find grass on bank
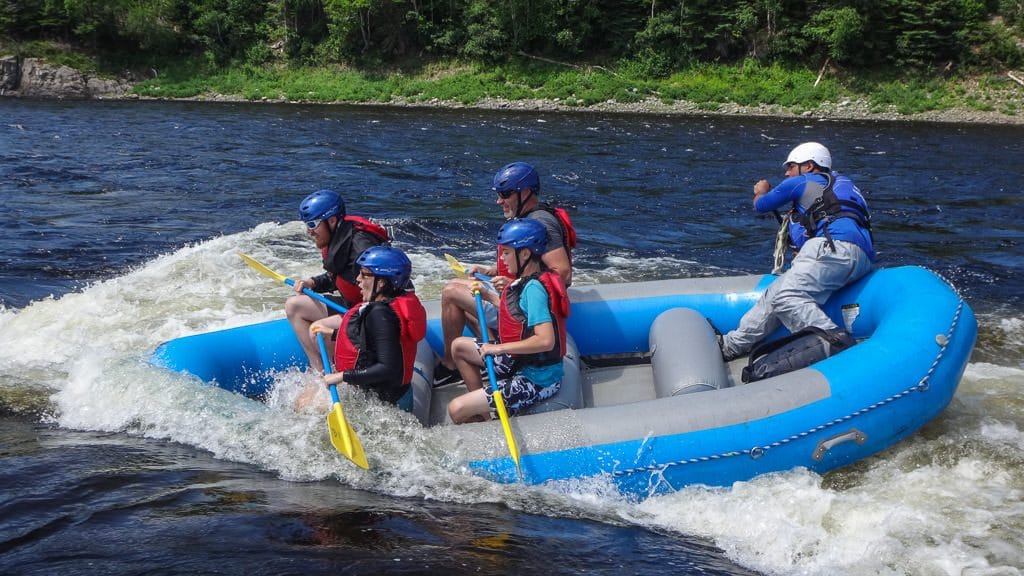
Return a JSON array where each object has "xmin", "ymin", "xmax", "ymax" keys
[
  {"xmin": 5, "ymin": 40, "xmax": 1018, "ymax": 117},
  {"xmin": 129, "ymin": 57, "xmax": 1022, "ymax": 117}
]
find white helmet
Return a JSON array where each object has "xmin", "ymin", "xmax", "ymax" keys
[{"xmin": 784, "ymin": 142, "xmax": 831, "ymax": 170}]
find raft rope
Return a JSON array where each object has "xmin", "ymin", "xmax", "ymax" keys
[
  {"xmin": 610, "ymin": 295, "xmax": 966, "ymax": 479},
  {"xmin": 771, "ymin": 211, "xmax": 790, "ymax": 275}
]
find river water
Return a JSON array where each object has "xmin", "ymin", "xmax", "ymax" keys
[{"xmin": 1, "ymin": 99, "xmax": 1022, "ymax": 575}]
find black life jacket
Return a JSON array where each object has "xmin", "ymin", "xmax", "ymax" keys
[
  {"xmin": 795, "ymin": 172, "xmax": 872, "ymax": 251},
  {"xmin": 321, "ymin": 215, "xmax": 390, "ymax": 304}
]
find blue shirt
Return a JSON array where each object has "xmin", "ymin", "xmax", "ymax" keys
[{"xmin": 755, "ymin": 172, "xmax": 875, "ymax": 261}]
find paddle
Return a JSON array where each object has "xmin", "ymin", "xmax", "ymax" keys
[
  {"xmin": 239, "ymin": 252, "xmax": 366, "ymax": 467},
  {"xmin": 318, "ymin": 333, "xmax": 369, "ymax": 469},
  {"xmin": 238, "ymin": 252, "xmax": 348, "ymax": 315},
  {"xmin": 443, "ymin": 253, "xmax": 493, "ymax": 283},
  {"xmin": 473, "ymin": 284, "xmax": 522, "ymax": 478}
]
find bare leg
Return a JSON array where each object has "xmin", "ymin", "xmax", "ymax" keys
[
  {"xmin": 448, "ymin": 388, "xmax": 491, "ymax": 423},
  {"xmin": 452, "ymin": 336, "xmax": 486, "ymax": 391},
  {"xmin": 294, "ymin": 380, "xmax": 325, "ymax": 412},
  {"xmin": 447, "ymin": 337, "xmax": 495, "ymax": 422},
  {"xmin": 285, "ymin": 294, "xmax": 329, "ymax": 371},
  {"xmin": 440, "ymin": 278, "xmax": 481, "ymax": 368}
]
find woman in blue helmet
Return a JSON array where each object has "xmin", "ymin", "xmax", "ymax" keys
[
  {"xmin": 297, "ymin": 246, "xmax": 427, "ymax": 412},
  {"xmin": 447, "ymin": 218, "xmax": 570, "ymax": 424},
  {"xmin": 287, "ymin": 189, "xmax": 389, "ymax": 372}
]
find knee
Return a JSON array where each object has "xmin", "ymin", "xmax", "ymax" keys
[
  {"xmin": 447, "ymin": 398, "xmax": 465, "ymax": 423},
  {"xmin": 441, "ymin": 280, "xmax": 464, "ymax": 304},
  {"xmin": 284, "ymin": 295, "xmax": 302, "ymax": 317},
  {"xmin": 769, "ymin": 285, "xmax": 808, "ymax": 309},
  {"xmin": 451, "ymin": 337, "xmax": 475, "ymax": 359}
]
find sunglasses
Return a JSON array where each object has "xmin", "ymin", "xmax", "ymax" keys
[
  {"xmin": 496, "ymin": 188, "xmax": 517, "ymax": 199},
  {"xmin": 305, "ymin": 218, "xmax": 325, "ymax": 229}
]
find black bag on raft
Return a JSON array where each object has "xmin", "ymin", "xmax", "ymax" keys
[{"xmin": 741, "ymin": 327, "xmax": 856, "ymax": 383}]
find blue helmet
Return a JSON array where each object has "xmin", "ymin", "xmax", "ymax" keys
[
  {"xmin": 299, "ymin": 189, "xmax": 345, "ymax": 223},
  {"xmin": 492, "ymin": 162, "xmax": 540, "ymax": 195},
  {"xmin": 356, "ymin": 246, "xmax": 412, "ymax": 291},
  {"xmin": 496, "ymin": 218, "xmax": 547, "ymax": 256}
]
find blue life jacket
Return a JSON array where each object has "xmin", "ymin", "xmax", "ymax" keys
[{"xmin": 788, "ymin": 172, "xmax": 874, "ymax": 260}]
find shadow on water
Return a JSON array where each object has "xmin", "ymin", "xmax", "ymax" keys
[{"xmin": 0, "ymin": 421, "xmax": 759, "ymax": 576}]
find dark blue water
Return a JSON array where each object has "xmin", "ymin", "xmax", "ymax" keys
[
  {"xmin": 2, "ymin": 422, "xmax": 753, "ymax": 576},
  {"xmin": 2, "ymin": 99, "xmax": 1023, "ymax": 575},
  {"xmin": 6, "ymin": 101, "xmax": 1021, "ymax": 313}
]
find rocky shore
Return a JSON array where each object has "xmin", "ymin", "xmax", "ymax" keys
[
  {"xmin": 3, "ymin": 56, "xmax": 1023, "ymax": 126},
  {"xmin": 0, "ymin": 56, "xmax": 134, "ymax": 99},
  {"xmin": 391, "ymin": 93, "xmax": 1024, "ymax": 125}
]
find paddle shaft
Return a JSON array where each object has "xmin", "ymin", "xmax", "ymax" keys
[
  {"xmin": 473, "ymin": 287, "xmax": 522, "ymax": 475},
  {"xmin": 317, "ymin": 334, "xmax": 343, "ymax": 405},
  {"xmin": 238, "ymin": 252, "xmax": 349, "ymax": 315},
  {"xmin": 287, "ymin": 277, "xmax": 348, "ymax": 316}
]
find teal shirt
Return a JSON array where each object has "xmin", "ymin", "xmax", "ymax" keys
[{"xmin": 517, "ymin": 279, "xmax": 564, "ymax": 388}]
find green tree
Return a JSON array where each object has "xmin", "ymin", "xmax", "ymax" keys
[
  {"xmin": 187, "ymin": 0, "xmax": 270, "ymax": 65},
  {"xmin": 1, "ymin": 0, "xmax": 68, "ymax": 39},
  {"xmin": 804, "ymin": 6, "xmax": 865, "ymax": 64}
]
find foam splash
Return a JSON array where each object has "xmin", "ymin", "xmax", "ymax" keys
[{"xmin": 2, "ymin": 224, "xmax": 1023, "ymax": 576}]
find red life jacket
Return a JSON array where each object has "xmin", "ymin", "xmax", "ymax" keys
[
  {"xmin": 322, "ymin": 216, "xmax": 391, "ymax": 304},
  {"xmin": 334, "ymin": 292, "xmax": 427, "ymax": 386},
  {"xmin": 495, "ymin": 205, "xmax": 577, "ymax": 280},
  {"xmin": 326, "ymin": 256, "xmax": 363, "ymax": 305},
  {"xmin": 345, "ymin": 215, "xmax": 390, "ymax": 242},
  {"xmin": 497, "ymin": 271, "xmax": 570, "ymax": 367}
]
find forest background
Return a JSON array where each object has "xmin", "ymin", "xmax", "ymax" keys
[{"xmin": 3, "ymin": 0, "xmax": 1024, "ymax": 117}]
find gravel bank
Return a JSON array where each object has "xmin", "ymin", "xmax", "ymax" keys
[{"xmin": 387, "ymin": 94, "xmax": 1024, "ymax": 125}]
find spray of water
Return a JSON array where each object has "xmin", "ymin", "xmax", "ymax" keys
[{"xmin": 2, "ymin": 223, "xmax": 1021, "ymax": 576}]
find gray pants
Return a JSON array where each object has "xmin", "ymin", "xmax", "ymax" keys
[{"xmin": 721, "ymin": 237, "xmax": 874, "ymax": 360}]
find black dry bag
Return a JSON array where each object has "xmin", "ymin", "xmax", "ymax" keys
[{"xmin": 741, "ymin": 327, "xmax": 856, "ymax": 383}]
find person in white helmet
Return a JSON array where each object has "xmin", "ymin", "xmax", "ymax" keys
[{"xmin": 719, "ymin": 142, "xmax": 875, "ymax": 361}]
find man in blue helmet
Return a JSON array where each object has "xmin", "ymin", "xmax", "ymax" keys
[
  {"xmin": 434, "ymin": 161, "xmax": 577, "ymax": 387},
  {"xmin": 719, "ymin": 142, "xmax": 875, "ymax": 362},
  {"xmin": 287, "ymin": 189, "xmax": 390, "ymax": 372},
  {"xmin": 447, "ymin": 218, "xmax": 570, "ymax": 423}
]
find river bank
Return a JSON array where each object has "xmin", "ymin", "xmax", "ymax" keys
[
  {"xmin": 377, "ymin": 92, "xmax": 1024, "ymax": 125},
  {"xmin": 3, "ymin": 56, "xmax": 1023, "ymax": 125}
]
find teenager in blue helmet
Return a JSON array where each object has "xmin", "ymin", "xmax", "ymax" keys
[
  {"xmin": 298, "ymin": 246, "xmax": 427, "ymax": 412},
  {"xmin": 719, "ymin": 142, "xmax": 875, "ymax": 361},
  {"xmin": 447, "ymin": 218, "xmax": 570, "ymax": 424},
  {"xmin": 435, "ymin": 161, "xmax": 577, "ymax": 387},
  {"xmin": 286, "ymin": 189, "xmax": 390, "ymax": 372}
]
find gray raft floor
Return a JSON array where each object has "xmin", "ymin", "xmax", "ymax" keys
[{"xmin": 427, "ymin": 357, "xmax": 749, "ymax": 427}]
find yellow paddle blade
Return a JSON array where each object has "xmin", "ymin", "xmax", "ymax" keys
[
  {"xmin": 327, "ymin": 402, "xmax": 369, "ymax": 469},
  {"xmin": 491, "ymin": 390, "xmax": 522, "ymax": 476},
  {"xmin": 239, "ymin": 252, "xmax": 288, "ymax": 284},
  {"xmin": 444, "ymin": 253, "xmax": 467, "ymax": 278}
]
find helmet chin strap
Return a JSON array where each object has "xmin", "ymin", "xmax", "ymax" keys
[
  {"xmin": 368, "ymin": 277, "xmax": 396, "ymax": 302},
  {"xmin": 369, "ymin": 278, "xmax": 381, "ymax": 303},
  {"xmin": 512, "ymin": 188, "xmax": 534, "ymax": 219},
  {"xmin": 512, "ymin": 249, "xmax": 539, "ymax": 279}
]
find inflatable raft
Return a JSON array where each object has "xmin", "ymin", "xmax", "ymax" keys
[{"xmin": 152, "ymin": 266, "xmax": 976, "ymax": 498}]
